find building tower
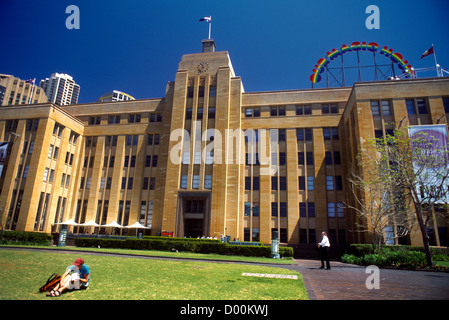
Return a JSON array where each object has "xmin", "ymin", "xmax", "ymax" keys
[
  {"xmin": 39, "ymin": 73, "xmax": 80, "ymax": 105},
  {"xmin": 0, "ymin": 74, "xmax": 48, "ymax": 106}
]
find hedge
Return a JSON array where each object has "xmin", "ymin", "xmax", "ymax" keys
[
  {"xmin": 0, "ymin": 230, "xmax": 52, "ymax": 246},
  {"xmin": 346, "ymin": 244, "xmax": 449, "ymax": 257},
  {"xmin": 74, "ymin": 237, "xmax": 293, "ymax": 258}
]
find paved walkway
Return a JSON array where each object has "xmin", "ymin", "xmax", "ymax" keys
[{"xmin": 285, "ymin": 259, "xmax": 449, "ymax": 300}]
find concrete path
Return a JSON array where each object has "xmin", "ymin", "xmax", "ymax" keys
[{"xmin": 286, "ymin": 259, "xmax": 449, "ymax": 300}]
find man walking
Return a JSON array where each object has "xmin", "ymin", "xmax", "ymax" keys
[{"xmin": 318, "ymin": 231, "xmax": 331, "ymax": 270}]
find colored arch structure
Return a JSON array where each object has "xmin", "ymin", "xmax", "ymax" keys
[{"xmin": 310, "ymin": 41, "xmax": 414, "ymax": 84}]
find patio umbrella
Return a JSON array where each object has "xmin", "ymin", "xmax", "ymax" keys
[
  {"xmin": 54, "ymin": 218, "xmax": 79, "ymax": 226},
  {"xmin": 123, "ymin": 222, "xmax": 150, "ymax": 229},
  {"xmin": 101, "ymin": 221, "xmax": 123, "ymax": 228},
  {"xmin": 79, "ymin": 220, "xmax": 99, "ymax": 227}
]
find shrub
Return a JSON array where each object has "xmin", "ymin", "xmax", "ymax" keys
[
  {"xmin": 0, "ymin": 230, "xmax": 51, "ymax": 246},
  {"xmin": 74, "ymin": 237, "xmax": 293, "ymax": 259}
]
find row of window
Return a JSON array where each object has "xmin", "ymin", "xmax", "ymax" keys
[
  {"xmin": 244, "ymin": 128, "xmax": 339, "ymax": 142},
  {"xmin": 180, "ymin": 174, "xmax": 213, "ymax": 189},
  {"xmin": 89, "ymin": 113, "xmax": 163, "ymax": 125},
  {"xmin": 245, "ymin": 175, "xmax": 343, "ymax": 191},
  {"xmin": 245, "ymin": 151, "xmax": 341, "ymax": 166},
  {"xmin": 244, "ymin": 104, "xmax": 339, "ymax": 118},
  {"xmin": 86, "ymin": 134, "xmax": 161, "ymax": 148},
  {"xmin": 187, "ymin": 86, "xmax": 217, "ymax": 98},
  {"xmin": 243, "ymin": 201, "xmax": 344, "ymax": 218}
]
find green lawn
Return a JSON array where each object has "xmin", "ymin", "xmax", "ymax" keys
[{"xmin": 0, "ymin": 249, "xmax": 307, "ymax": 300}]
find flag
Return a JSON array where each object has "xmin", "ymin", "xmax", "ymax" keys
[
  {"xmin": 420, "ymin": 46, "xmax": 434, "ymax": 60},
  {"xmin": 199, "ymin": 16, "xmax": 211, "ymax": 23},
  {"xmin": 25, "ymin": 78, "xmax": 36, "ymax": 84}
]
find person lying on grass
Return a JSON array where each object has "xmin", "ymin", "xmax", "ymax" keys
[{"xmin": 47, "ymin": 258, "xmax": 90, "ymax": 297}]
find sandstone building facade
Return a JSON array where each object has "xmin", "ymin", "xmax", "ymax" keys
[{"xmin": 0, "ymin": 40, "xmax": 448, "ymax": 248}]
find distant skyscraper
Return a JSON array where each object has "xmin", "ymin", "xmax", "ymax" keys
[
  {"xmin": 97, "ymin": 90, "xmax": 135, "ymax": 102},
  {"xmin": 39, "ymin": 73, "xmax": 80, "ymax": 105}
]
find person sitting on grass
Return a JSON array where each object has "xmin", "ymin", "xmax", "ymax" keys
[{"xmin": 48, "ymin": 258, "xmax": 90, "ymax": 297}]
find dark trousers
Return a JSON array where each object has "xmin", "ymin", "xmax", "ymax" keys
[{"xmin": 320, "ymin": 246, "xmax": 330, "ymax": 269}]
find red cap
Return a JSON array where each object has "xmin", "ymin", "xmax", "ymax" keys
[{"xmin": 73, "ymin": 258, "xmax": 84, "ymax": 266}]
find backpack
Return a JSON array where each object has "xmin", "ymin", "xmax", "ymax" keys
[{"xmin": 39, "ymin": 273, "xmax": 62, "ymax": 292}]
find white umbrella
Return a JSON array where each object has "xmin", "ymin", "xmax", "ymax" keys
[
  {"xmin": 54, "ymin": 219, "xmax": 79, "ymax": 226},
  {"xmin": 123, "ymin": 221, "xmax": 150, "ymax": 229},
  {"xmin": 101, "ymin": 221, "xmax": 123, "ymax": 228},
  {"xmin": 79, "ymin": 220, "xmax": 99, "ymax": 227}
]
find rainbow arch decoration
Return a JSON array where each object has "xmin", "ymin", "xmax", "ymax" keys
[{"xmin": 310, "ymin": 41, "xmax": 414, "ymax": 84}]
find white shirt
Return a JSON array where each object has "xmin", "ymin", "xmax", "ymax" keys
[{"xmin": 320, "ymin": 235, "xmax": 330, "ymax": 247}]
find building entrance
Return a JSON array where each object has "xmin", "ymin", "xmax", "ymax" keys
[{"xmin": 176, "ymin": 192, "xmax": 211, "ymax": 238}]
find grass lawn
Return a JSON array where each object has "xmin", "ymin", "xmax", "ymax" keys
[
  {"xmin": 0, "ymin": 249, "xmax": 307, "ymax": 300},
  {"xmin": 435, "ymin": 260, "xmax": 449, "ymax": 267}
]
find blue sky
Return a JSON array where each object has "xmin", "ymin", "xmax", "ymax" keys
[{"xmin": 1, "ymin": 0, "xmax": 448, "ymax": 103}]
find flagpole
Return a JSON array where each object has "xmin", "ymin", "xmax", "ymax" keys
[
  {"xmin": 432, "ymin": 44, "xmax": 440, "ymax": 77},
  {"xmin": 27, "ymin": 78, "xmax": 36, "ymax": 104},
  {"xmin": 208, "ymin": 17, "xmax": 211, "ymax": 39}
]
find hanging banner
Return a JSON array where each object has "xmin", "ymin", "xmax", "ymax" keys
[
  {"xmin": 408, "ymin": 125, "xmax": 449, "ymax": 204},
  {"xmin": 0, "ymin": 142, "xmax": 10, "ymax": 179}
]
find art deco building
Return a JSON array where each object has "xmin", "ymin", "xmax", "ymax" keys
[
  {"xmin": 0, "ymin": 40, "xmax": 448, "ymax": 250},
  {"xmin": 0, "ymin": 74, "xmax": 48, "ymax": 106}
]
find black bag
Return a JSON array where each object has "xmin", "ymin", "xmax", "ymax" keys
[{"xmin": 39, "ymin": 273, "xmax": 62, "ymax": 292}]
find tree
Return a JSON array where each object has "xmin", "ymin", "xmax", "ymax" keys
[
  {"xmin": 346, "ymin": 138, "xmax": 415, "ymax": 251},
  {"xmin": 355, "ymin": 126, "xmax": 449, "ymax": 266}
]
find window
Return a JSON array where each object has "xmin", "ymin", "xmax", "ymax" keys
[
  {"xmin": 298, "ymin": 152, "xmax": 305, "ymax": 165},
  {"xmin": 208, "ymin": 107, "xmax": 216, "ymax": 118},
  {"xmin": 245, "ymin": 202, "xmax": 251, "ymax": 216},
  {"xmin": 253, "ymin": 177, "xmax": 260, "ymax": 190},
  {"xmin": 192, "ymin": 175, "xmax": 199, "ymax": 189},
  {"xmin": 306, "ymin": 152, "xmax": 313, "ymax": 165},
  {"xmin": 271, "ymin": 202, "xmax": 278, "ymax": 217},
  {"xmin": 328, "ymin": 202, "xmax": 344, "ymax": 217},
  {"xmin": 279, "ymin": 176, "xmax": 286, "ymax": 190},
  {"xmin": 381, "ymin": 100, "xmax": 391, "ymax": 116},
  {"xmin": 308, "ymin": 203, "xmax": 315, "ymax": 217},
  {"xmin": 299, "ymin": 202, "xmax": 307, "ymax": 217},
  {"xmin": 296, "ymin": 105, "xmax": 311, "ymax": 115},
  {"xmin": 279, "ymin": 152, "xmax": 286, "ymax": 165},
  {"xmin": 142, "ymin": 177, "xmax": 149, "ymax": 190},
  {"xmin": 43, "ymin": 168, "xmax": 49, "ymax": 181},
  {"xmin": 280, "ymin": 202, "xmax": 287, "ymax": 217},
  {"xmin": 298, "ymin": 176, "xmax": 305, "ymax": 190},
  {"xmin": 370, "ymin": 101, "xmax": 380, "ymax": 116},
  {"xmin": 145, "ymin": 155, "xmax": 151, "ymax": 167},
  {"xmin": 335, "ymin": 176, "xmax": 343, "ymax": 190},
  {"xmin": 152, "ymin": 155, "xmax": 158, "ymax": 167},
  {"xmin": 245, "ymin": 177, "xmax": 251, "ymax": 190},
  {"xmin": 181, "ymin": 175, "xmax": 187, "ymax": 189},
  {"xmin": 271, "ymin": 176, "xmax": 278, "ymax": 190},
  {"xmin": 204, "ymin": 175, "xmax": 212, "ymax": 189},
  {"xmin": 326, "ymin": 176, "xmax": 334, "ymax": 190},
  {"xmin": 416, "ymin": 98, "xmax": 427, "ymax": 114},
  {"xmin": 278, "ymin": 129, "xmax": 286, "ymax": 142},
  {"xmin": 307, "ymin": 176, "xmax": 314, "ymax": 190},
  {"xmin": 406, "ymin": 99, "xmax": 416, "ymax": 115},
  {"xmin": 149, "ymin": 177, "xmax": 156, "ymax": 190},
  {"xmin": 323, "ymin": 127, "xmax": 339, "ymax": 140},
  {"xmin": 322, "ymin": 104, "xmax": 338, "ymax": 114},
  {"xmin": 48, "ymin": 144, "xmax": 54, "ymax": 158},
  {"xmin": 209, "ymin": 86, "xmax": 216, "ymax": 97}
]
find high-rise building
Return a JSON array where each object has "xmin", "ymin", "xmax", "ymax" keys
[
  {"xmin": 0, "ymin": 40, "xmax": 448, "ymax": 254},
  {"xmin": 97, "ymin": 90, "xmax": 135, "ymax": 102},
  {"xmin": 39, "ymin": 73, "xmax": 80, "ymax": 105},
  {"xmin": 0, "ymin": 74, "xmax": 48, "ymax": 106}
]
